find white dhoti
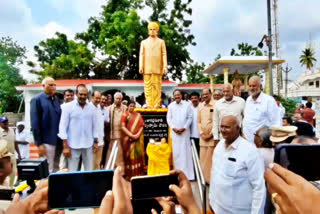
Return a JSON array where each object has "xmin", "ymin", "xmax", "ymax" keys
[{"xmin": 171, "ymin": 129, "xmax": 194, "ymax": 180}]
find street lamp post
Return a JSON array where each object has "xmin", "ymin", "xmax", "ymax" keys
[
  {"xmin": 267, "ymin": 0, "xmax": 273, "ymax": 95},
  {"xmin": 282, "ymin": 64, "xmax": 292, "ymax": 98}
]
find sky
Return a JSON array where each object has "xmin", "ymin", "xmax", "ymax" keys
[{"xmin": 1, "ymin": 0, "xmax": 320, "ymax": 82}]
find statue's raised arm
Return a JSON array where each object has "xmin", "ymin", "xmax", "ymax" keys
[{"xmin": 139, "ymin": 22, "xmax": 168, "ymax": 108}]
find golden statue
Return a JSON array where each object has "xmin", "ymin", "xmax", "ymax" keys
[
  {"xmin": 139, "ymin": 22, "xmax": 168, "ymax": 108},
  {"xmin": 232, "ymin": 71, "xmax": 243, "ymax": 96}
]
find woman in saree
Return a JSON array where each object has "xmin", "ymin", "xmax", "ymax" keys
[{"xmin": 121, "ymin": 101, "xmax": 145, "ymax": 179}]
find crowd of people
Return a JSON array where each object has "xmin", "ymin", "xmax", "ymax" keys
[{"xmin": 1, "ymin": 74, "xmax": 320, "ymax": 214}]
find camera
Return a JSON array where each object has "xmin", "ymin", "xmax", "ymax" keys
[{"xmin": 17, "ymin": 158, "xmax": 49, "ymax": 193}]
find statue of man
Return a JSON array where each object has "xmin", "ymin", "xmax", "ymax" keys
[
  {"xmin": 232, "ymin": 71, "xmax": 243, "ymax": 96},
  {"xmin": 139, "ymin": 22, "xmax": 168, "ymax": 108}
]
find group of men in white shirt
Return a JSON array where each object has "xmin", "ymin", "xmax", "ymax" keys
[
  {"xmin": 58, "ymin": 85, "xmax": 112, "ymax": 172},
  {"xmin": 167, "ymin": 75, "xmax": 281, "ymax": 214}
]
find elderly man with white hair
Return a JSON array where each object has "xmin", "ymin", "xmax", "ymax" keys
[
  {"xmin": 210, "ymin": 115, "xmax": 266, "ymax": 214},
  {"xmin": 213, "ymin": 83, "xmax": 245, "ymax": 145},
  {"xmin": 106, "ymin": 92, "xmax": 127, "ymax": 174},
  {"xmin": 243, "ymin": 76, "xmax": 280, "ymax": 143},
  {"xmin": 30, "ymin": 77, "xmax": 62, "ymax": 173}
]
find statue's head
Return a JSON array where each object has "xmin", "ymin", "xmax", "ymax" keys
[
  {"xmin": 148, "ymin": 22, "xmax": 159, "ymax": 37},
  {"xmin": 234, "ymin": 70, "xmax": 239, "ymax": 79}
]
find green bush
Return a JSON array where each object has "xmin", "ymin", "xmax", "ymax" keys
[{"xmin": 278, "ymin": 96, "xmax": 297, "ymax": 116}]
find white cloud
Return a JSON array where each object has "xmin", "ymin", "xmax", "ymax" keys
[
  {"xmin": 186, "ymin": 0, "xmax": 320, "ymax": 84},
  {"xmin": 45, "ymin": 0, "xmax": 105, "ymax": 29},
  {"xmin": 0, "ymin": 0, "xmax": 78, "ymax": 81},
  {"xmin": 30, "ymin": 22, "xmax": 75, "ymax": 40},
  {"xmin": 0, "ymin": 0, "xmax": 109, "ymax": 81}
]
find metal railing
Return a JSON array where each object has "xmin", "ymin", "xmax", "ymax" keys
[
  {"xmin": 105, "ymin": 140, "xmax": 118, "ymax": 170},
  {"xmin": 105, "ymin": 140, "xmax": 207, "ymax": 212},
  {"xmin": 191, "ymin": 139, "xmax": 207, "ymax": 214}
]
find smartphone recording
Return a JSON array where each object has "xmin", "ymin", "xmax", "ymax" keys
[
  {"xmin": 131, "ymin": 174, "xmax": 179, "ymax": 200},
  {"xmin": 274, "ymin": 144, "xmax": 320, "ymax": 181},
  {"xmin": 48, "ymin": 170, "xmax": 113, "ymax": 209},
  {"xmin": 266, "ymin": 144, "xmax": 320, "ymax": 214}
]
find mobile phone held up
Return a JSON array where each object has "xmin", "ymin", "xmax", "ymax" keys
[
  {"xmin": 265, "ymin": 144, "xmax": 320, "ymax": 214},
  {"xmin": 131, "ymin": 174, "xmax": 179, "ymax": 200},
  {"xmin": 274, "ymin": 144, "xmax": 320, "ymax": 181},
  {"xmin": 48, "ymin": 170, "xmax": 114, "ymax": 209}
]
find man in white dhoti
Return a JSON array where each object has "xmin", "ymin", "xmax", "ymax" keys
[
  {"xmin": 15, "ymin": 121, "xmax": 31, "ymax": 159},
  {"xmin": 167, "ymin": 89, "xmax": 194, "ymax": 180}
]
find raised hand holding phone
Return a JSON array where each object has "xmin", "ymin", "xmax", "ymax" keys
[
  {"xmin": 169, "ymin": 170, "xmax": 201, "ymax": 214},
  {"xmin": 48, "ymin": 169, "xmax": 114, "ymax": 209},
  {"xmin": 265, "ymin": 163, "xmax": 320, "ymax": 214},
  {"xmin": 131, "ymin": 174, "xmax": 179, "ymax": 200},
  {"xmin": 99, "ymin": 166, "xmax": 133, "ymax": 214}
]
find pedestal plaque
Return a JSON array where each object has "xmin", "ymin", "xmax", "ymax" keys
[
  {"xmin": 142, "ymin": 112, "xmax": 168, "ymax": 142},
  {"xmin": 135, "ymin": 109, "xmax": 171, "ymax": 164}
]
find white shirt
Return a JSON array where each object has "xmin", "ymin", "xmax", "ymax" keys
[
  {"xmin": 190, "ymin": 104, "xmax": 200, "ymax": 138},
  {"xmin": 100, "ymin": 105, "xmax": 110, "ymax": 123},
  {"xmin": 90, "ymin": 102, "xmax": 105, "ymax": 146},
  {"xmin": 167, "ymin": 100, "xmax": 194, "ymax": 180},
  {"xmin": 258, "ymin": 148, "xmax": 274, "ymax": 170},
  {"xmin": 210, "ymin": 136, "xmax": 266, "ymax": 214},
  {"xmin": 135, "ymin": 102, "xmax": 142, "ymax": 108},
  {"xmin": 167, "ymin": 101, "xmax": 192, "ymax": 129},
  {"xmin": 58, "ymin": 99, "xmax": 99, "ymax": 149},
  {"xmin": 213, "ymin": 96, "xmax": 245, "ymax": 140},
  {"xmin": 278, "ymin": 104, "xmax": 285, "ymax": 125},
  {"xmin": 15, "ymin": 129, "xmax": 31, "ymax": 159},
  {"xmin": 243, "ymin": 92, "xmax": 280, "ymax": 143}
]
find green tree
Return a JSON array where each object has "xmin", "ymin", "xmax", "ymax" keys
[
  {"xmin": 148, "ymin": 0, "xmax": 195, "ymax": 80},
  {"xmin": 184, "ymin": 62, "xmax": 209, "ymax": 83},
  {"xmin": 230, "ymin": 42, "xmax": 263, "ymax": 56},
  {"xmin": 300, "ymin": 47, "xmax": 317, "ymax": 70},
  {"xmin": 34, "ymin": 32, "xmax": 69, "ymax": 64},
  {"xmin": 0, "ymin": 37, "xmax": 26, "ymax": 113},
  {"xmin": 0, "ymin": 37, "xmax": 26, "ymax": 65},
  {"xmin": 276, "ymin": 96, "xmax": 297, "ymax": 115},
  {"xmin": 29, "ymin": 33, "xmax": 94, "ymax": 80},
  {"xmin": 75, "ymin": 0, "xmax": 195, "ymax": 81}
]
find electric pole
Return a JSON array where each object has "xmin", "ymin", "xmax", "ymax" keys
[
  {"xmin": 267, "ymin": 0, "xmax": 273, "ymax": 95},
  {"xmin": 272, "ymin": 0, "xmax": 282, "ymax": 96},
  {"xmin": 282, "ymin": 64, "xmax": 292, "ymax": 98}
]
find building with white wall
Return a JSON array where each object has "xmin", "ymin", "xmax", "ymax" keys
[
  {"xmin": 17, "ymin": 79, "xmax": 223, "ymax": 130},
  {"xmin": 285, "ymin": 69, "xmax": 320, "ymax": 99}
]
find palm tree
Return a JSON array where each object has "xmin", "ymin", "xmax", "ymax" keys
[{"xmin": 300, "ymin": 47, "xmax": 317, "ymax": 70}]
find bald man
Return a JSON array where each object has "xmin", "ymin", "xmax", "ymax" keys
[
  {"xmin": 212, "ymin": 83, "xmax": 245, "ymax": 144},
  {"xmin": 242, "ymin": 76, "xmax": 280, "ymax": 143},
  {"xmin": 90, "ymin": 91, "xmax": 105, "ymax": 170},
  {"xmin": 31, "ymin": 77, "xmax": 62, "ymax": 173},
  {"xmin": 210, "ymin": 115, "xmax": 265, "ymax": 214}
]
